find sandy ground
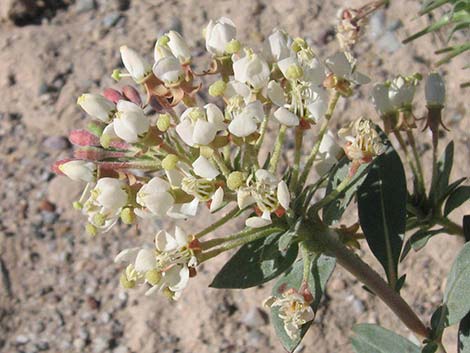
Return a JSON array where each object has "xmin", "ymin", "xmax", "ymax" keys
[{"xmin": 0, "ymin": 0, "xmax": 469, "ymax": 352}]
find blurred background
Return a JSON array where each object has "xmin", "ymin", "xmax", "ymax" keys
[{"xmin": 0, "ymin": 0, "xmax": 468, "ymax": 352}]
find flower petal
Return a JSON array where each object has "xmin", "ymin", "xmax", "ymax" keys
[{"xmin": 192, "ymin": 156, "xmax": 220, "ymax": 180}]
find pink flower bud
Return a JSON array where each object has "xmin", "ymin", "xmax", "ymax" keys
[
  {"xmin": 52, "ymin": 158, "xmax": 73, "ymax": 175},
  {"xmin": 103, "ymin": 88, "xmax": 124, "ymax": 103},
  {"xmin": 69, "ymin": 129, "xmax": 100, "ymax": 146},
  {"xmin": 122, "ymin": 85, "xmax": 142, "ymax": 106}
]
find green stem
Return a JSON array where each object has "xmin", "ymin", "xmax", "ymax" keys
[
  {"xmin": 406, "ymin": 130, "xmax": 426, "ymax": 195},
  {"xmin": 307, "ymin": 226, "xmax": 429, "ymax": 338},
  {"xmin": 430, "ymin": 129, "xmax": 439, "ymax": 202},
  {"xmin": 298, "ymin": 91, "xmax": 340, "ymax": 188},
  {"xmin": 393, "ymin": 130, "xmax": 421, "ymax": 187},
  {"xmin": 269, "ymin": 124, "xmax": 288, "ymax": 173},
  {"xmin": 436, "ymin": 217, "xmax": 464, "ymax": 236},
  {"xmin": 313, "ymin": 174, "xmax": 352, "ymax": 211},
  {"xmin": 193, "ymin": 207, "xmax": 241, "ymax": 239},
  {"xmin": 212, "ymin": 150, "xmax": 231, "ymax": 177},
  {"xmin": 198, "ymin": 226, "xmax": 283, "ymax": 263},
  {"xmin": 255, "ymin": 112, "xmax": 270, "ymax": 151},
  {"xmin": 290, "ymin": 126, "xmax": 304, "ymax": 192}
]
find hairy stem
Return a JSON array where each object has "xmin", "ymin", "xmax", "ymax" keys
[
  {"xmin": 406, "ymin": 130, "xmax": 426, "ymax": 195},
  {"xmin": 269, "ymin": 124, "xmax": 288, "ymax": 173},
  {"xmin": 193, "ymin": 207, "xmax": 241, "ymax": 239},
  {"xmin": 308, "ymin": 226, "xmax": 429, "ymax": 338}
]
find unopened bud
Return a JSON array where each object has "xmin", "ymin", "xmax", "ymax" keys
[
  {"xmin": 225, "ymin": 39, "xmax": 241, "ymax": 54},
  {"xmin": 122, "ymin": 85, "xmax": 142, "ymax": 106},
  {"xmin": 162, "ymin": 154, "xmax": 179, "ymax": 170},
  {"xmin": 157, "ymin": 114, "xmax": 171, "ymax": 132},
  {"xmin": 425, "ymin": 73, "xmax": 445, "ymax": 107},
  {"xmin": 227, "ymin": 171, "xmax": 244, "ymax": 190},
  {"xmin": 145, "ymin": 269, "xmax": 162, "ymax": 286},
  {"xmin": 209, "ymin": 80, "xmax": 227, "ymax": 97},
  {"xmin": 103, "ymin": 88, "xmax": 124, "ymax": 103}
]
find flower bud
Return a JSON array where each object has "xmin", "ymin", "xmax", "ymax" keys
[
  {"xmin": 389, "ymin": 76, "xmax": 416, "ymax": 108},
  {"xmin": 157, "ymin": 113, "xmax": 171, "ymax": 132},
  {"xmin": 77, "ymin": 93, "xmax": 115, "ymax": 123},
  {"xmin": 119, "ymin": 45, "xmax": 152, "ymax": 83},
  {"xmin": 153, "ymin": 56, "xmax": 184, "ymax": 85},
  {"xmin": 166, "ymin": 31, "xmax": 191, "ymax": 63},
  {"xmin": 162, "ymin": 154, "xmax": 179, "ymax": 170},
  {"xmin": 114, "ymin": 100, "xmax": 150, "ymax": 143},
  {"xmin": 205, "ymin": 17, "xmax": 237, "ymax": 56},
  {"xmin": 264, "ymin": 29, "xmax": 291, "ymax": 63},
  {"xmin": 208, "ymin": 80, "xmax": 227, "ymax": 97},
  {"xmin": 227, "ymin": 171, "xmax": 244, "ymax": 190},
  {"xmin": 120, "ymin": 207, "xmax": 136, "ymax": 225},
  {"xmin": 425, "ymin": 73, "xmax": 445, "ymax": 107},
  {"xmin": 103, "ymin": 88, "xmax": 124, "ymax": 103},
  {"xmin": 273, "ymin": 107, "xmax": 299, "ymax": 126},
  {"xmin": 58, "ymin": 160, "xmax": 96, "ymax": 182},
  {"xmin": 122, "ymin": 85, "xmax": 142, "ymax": 106},
  {"xmin": 120, "ymin": 273, "xmax": 136, "ymax": 289}
]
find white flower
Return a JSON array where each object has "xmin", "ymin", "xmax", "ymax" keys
[
  {"xmin": 263, "ymin": 29, "xmax": 292, "ymax": 63},
  {"xmin": 153, "ymin": 56, "xmax": 184, "ymax": 85},
  {"xmin": 277, "ymin": 180, "xmax": 290, "ymax": 210},
  {"xmin": 233, "ymin": 52, "xmax": 270, "ymax": 90},
  {"xmin": 83, "ymin": 178, "xmax": 128, "ymax": 232},
  {"xmin": 59, "ymin": 160, "xmax": 96, "ymax": 182},
  {"xmin": 325, "ymin": 52, "xmax": 369, "ymax": 84},
  {"xmin": 228, "ymin": 100, "xmax": 264, "ymax": 137},
  {"xmin": 237, "ymin": 187, "xmax": 255, "ymax": 209},
  {"xmin": 267, "ymin": 81, "xmax": 286, "ymax": 106},
  {"xmin": 205, "ymin": 17, "xmax": 237, "ymax": 56},
  {"xmin": 306, "ymin": 88, "xmax": 328, "ymax": 122},
  {"xmin": 372, "ymin": 84, "xmax": 394, "ymax": 116},
  {"xmin": 175, "ymin": 104, "xmax": 225, "ymax": 147},
  {"xmin": 120, "ymin": 46, "xmax": 152, "ymax": 83},
  {"xmin": 192, "ymin": 156, "xmax": 220, "ymax": 180},
  {"xmin": 77, "ymin": 93, "xmax": 115, "ymax": 123},
  {"xmin": 278, "ymin": 56, "xmax": 301, "ymax": 80},
  {"xmin": 315, "ymin": 131, "xmax": 341, "ymax": 176},
  {"xmin": 166, "ymin": 31, "xmax": 191, "ymax": 63},
  {"xmin": 136, "ymin": 177, "xmax": 175, "ymax": 218},
  {"xmin": 388, "ymin": 76, "xmax": 416, "ymax": 108},
  {"xmin": 224, "ymin": 80, "xmax": 251, "ymax": 103},
  {"xmin": 112, "ymin": 100, "xmax": 149, "ymax": 143},
  {"xmin": 210, "ymin": 187, "xmax": 224, "ymax": 212},
  {"xmin": 246, "ymin": 211, "xmax": 272, "ymax": 228},
  {"xmin": 425, "ymin": 73, "xmax": 445, "ymax": 107},
  {"xmin": 264, "ymin": 289, "xmax": 315, "ymax": 340},
  {"xmin": 274, "ymin": 107, "xmax": 299, "ymax": 126}
]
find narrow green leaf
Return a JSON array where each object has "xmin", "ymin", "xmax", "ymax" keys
[
  {"xmin": 210, "ymin": 232, "xmax": 298, "ymax": 289},
  {"xmin": 444, "ymin": 242, "xmax": 470, "ymax": 325},
  {"xmin": 422, "ymin": 342, "xmax": 439, "ymax": 353},
  {"xmin": 357, "ymin": 144, "xmax": 407, "ymax": 286},
  {"xmin": 458, "ymin": 311, "xmax": 470, "ymax": 353},
  {"xmin": 351, "ymin": 324, "xmax": 420, "ymax": 353},
  {"xmin": 434, "ymin": 141, "xmax": 454, "ymax": 202},
  {"xmin": 445, "ymin": 186, "xmax": 470, "ymax": 216},
  {"xmin": 270, "ymin": 255, "xmax": 336, "ymax": 352},
  {"xmin": 322, "ymin": 157, "xmax": 369, "ymax": 225}
]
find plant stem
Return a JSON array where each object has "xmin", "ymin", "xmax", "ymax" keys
[
  {"xmin": 290, "ymin": 126, "xmax": 304, "ymax": 192},
  {"xmin": 406, "ymin": 130, "xmax": 426, "ymax": 194},
  {"xmin": 269, "ymin": 125, "xmax": 288, "ymax": 173},
  {"xmin": 393, "ymin": 130, "xmax": 421, "ymax": 189},
  {"xmin": 198, "ymin": 226, "xmax": 282, "ymax": 263},
  {"xmin": 298, "ymin": 91, "xmax": 340, "ymax": 188},
  {"xmin": 309, "ymin": 226, "xmax": 429, "ymax": 338},
  {"xmin": 193, "ymin": 207, "xmax": 241, "ymax": 239},
  {"xmin": 430, "ymin": 129, "xmax": 439, "ymax": 201},
  {"xmin": 212, "ymin": 150, "xmax": 231, "ymax": 177},
  {"xmin": 436, "ymin": 217, "xmax": 464, "ymax": 236}
]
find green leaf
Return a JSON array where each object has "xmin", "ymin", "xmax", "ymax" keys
[
  {"xmin": 430, "ymin": 305, "xmax": 449, "ymax": 340},
  {"xmin": 322, "ymin": 157, "xmax": 370, "ymax": 225},
  {"xmin": 401, "ymin": 229, "xmax": 443, "ymax": 261},
  {"xmin": 351, "ymin": 324, "xmax": 420, "ymax": 353},
  {"xmin": 434, "ymin": 141, "xmax": 454, "ymax": 202},
  {"xmin": 458, "ymin": 311, "xmax": 470, "ymax": 353},
  {"xmin": 270, "ymin": 254, "xmax": 336, "ymax": 352},
  {"xmin": 210, "ymin": 232, "xmax": 299, "ymax": 289},
  {"xmin": 445, "ymin": 186, "xmax": 470, "ymax": 216},
  {"xmin": 422, "ymin": 342, "xmax": 439, "ymax": 353},
  {"xmin": 357, "ymin": 144, "xmax": 407, "ymax": 286},
  {"xmin": 444, "ymin": 242, "xmax": 470, "ymax": 325}
]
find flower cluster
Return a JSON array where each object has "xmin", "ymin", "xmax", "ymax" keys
[{"xmin": 51, "ymin": 12, "xmax": 445, "ymax": 345}]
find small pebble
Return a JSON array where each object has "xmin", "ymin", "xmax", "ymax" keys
[
  {"xmin": 76, "ymin": 0, "xmax": 96, "ymax": 13},
  {"xmin": 102, "ymin": 12, "xmax": 122, "ymax": 28},
  {"xmin": 43, "ymin": 136, "xmax": 70, "ymax": 150}
]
